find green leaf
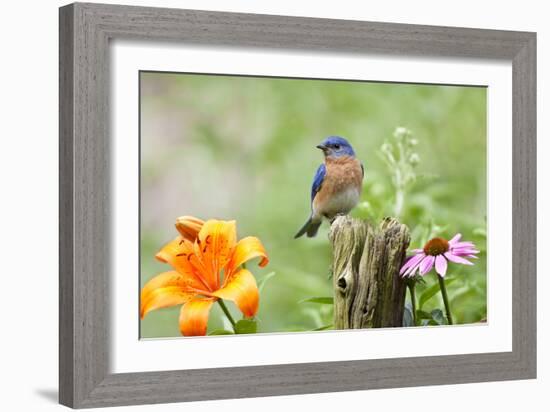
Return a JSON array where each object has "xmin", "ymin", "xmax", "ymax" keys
[
  {"xmin": 431, "ymin": 309, "xmax": 446, "ymax": 325},
  {"xmin": 299, "ymin": 297, "xmax": 334, "ymax": 305},
  {"xmin": 419, "ymin": 277, "xmax": 457, "ymax": 309},
  {"xmin": 208, "ymin": 329, "xmax": 234, "ymax": 335},
  {"xmin": 416, "ymin": 309, "xmax": 432, "ymax": 320},
  {"xmin": 258, "ymin": 271, "xmax": 276, "ymax": 293},
  {"xmin": 312, "ymin": 324, "xmax": 333, "ymax": 331},
  {"xmin": 473, "ymin": 227, "xmax": 487, "ymax": 238},
  {"xmin": 421, "ymin": 318, "xmax": 439, "ymax": 326},
  {"xmin": 234, "ymin": 319, "xmax": 258, "ymax": 334},
  {"xmin": 403, "ymin": 304, "xmax": 414, "ymax": 327},
  {"xmin": 418, "ymin": 284, "xmax": 439, "ymax": 309}
]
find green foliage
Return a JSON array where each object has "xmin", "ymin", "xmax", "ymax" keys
[
  {"xmin": 234, "ymin": 319, "xmax": 258, "ymax": 334},
  {"xmin": 258, "ymin": 271, "xmax": 277, "ymax": 293},
  {"xmin": 312, "ymin": 324, "xmax": 334, "ymax": 331},
  {"xmin": 430, "ymin": 309, "xmax": 446, "ymax": 325},
  {"xmin": 208, "ymin": 329, "xmax": 234, "ymax": 335},
  {"xmin": 299, "ymin": 297, "xmax": 334, "ymax": 305},
  {"xmin": 379, "ymin": 127, "xmax": 420, "ymax": 218},
  {"xmin": 403, "ymin": 303, "xmax": 414, "ymax": 327},
  {"xmin": 139, "ymin": 73, "xmax": 487, "ymax": 337},
  {"xmin": 419, "ymin": 277, "xmax": 457, "ymax": 310}
]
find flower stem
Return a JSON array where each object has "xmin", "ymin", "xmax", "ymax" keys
[
  {"xmin": 408, "ymin": 282, "xmax": 417, "ymax": 326},
  {"xmin": 217, "ymin": 299, "xmax": 236, "ymax": 330},
  {"xmin": 394, "ymin": 188, "xmax": 404, "ymax": 218},
  {"xmin": 437, "ymin": 275, "xmax": 453, "ymax": 325}
]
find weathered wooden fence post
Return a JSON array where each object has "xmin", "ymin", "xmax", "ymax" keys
[{"xmin": 329, "ymin": 215, "xmax": 410, "ymax": 329}]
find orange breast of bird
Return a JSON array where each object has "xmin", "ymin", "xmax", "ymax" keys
[{"xmin": 313, "ymin": 156, "xmax": 363, "ymax": 217}]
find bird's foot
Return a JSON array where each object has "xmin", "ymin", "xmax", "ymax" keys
[{"xmin": 329, "ymin": 212, "xmax": 348, "ymax": 224}]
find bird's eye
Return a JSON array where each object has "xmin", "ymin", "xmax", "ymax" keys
[{"xmin": 334, "ymin": 144, "xmax": 341, "ymax": 150}]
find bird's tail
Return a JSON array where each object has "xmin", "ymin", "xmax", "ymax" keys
[{"xmin": 294, "ymin": 217, "xmax": 322, "ymax": 239}]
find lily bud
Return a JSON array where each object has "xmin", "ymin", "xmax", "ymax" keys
[{"xmin": 175, "ymin": 216, "xmax": 204, "ymax": 241}]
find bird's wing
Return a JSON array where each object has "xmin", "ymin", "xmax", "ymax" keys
[{"xmin": 311, "ymin": 163, "xmax": 326, "ymax": 203}]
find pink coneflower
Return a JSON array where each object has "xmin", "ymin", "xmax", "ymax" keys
[{"xmin": 400, "ymin": 233, "xmax": 479, "ymax": 278}]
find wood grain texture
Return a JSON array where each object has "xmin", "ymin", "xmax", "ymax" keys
[
  {"xmin": 512, "ymin": 34, "xmax": 537, "ymax": 375},
  {"xmin": 59, "ymin": 5, "xmax": 74, "ymax": 406},
  {"xmin": 59, "ymin": 2, "xmax": 537, "ymax": 408},
  {"xmin": 330, "ymin": 216, "xmax": 409, "ymax": 329}
]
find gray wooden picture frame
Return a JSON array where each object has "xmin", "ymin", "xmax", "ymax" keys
[{"xmin": 59, "ymin": 2, "xmax": 536, "ymax": 408}]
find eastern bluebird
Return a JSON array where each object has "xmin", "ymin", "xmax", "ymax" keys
[{"xmin": 294, "ymin": 136, "xmax": 364, "ymax": 238}]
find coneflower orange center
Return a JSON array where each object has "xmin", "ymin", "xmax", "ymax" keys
[{"xmin": 423, "ymin": 237, "xmax": 449, "ymax": 256}]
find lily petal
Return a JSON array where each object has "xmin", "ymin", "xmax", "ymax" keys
[
  {"xmin": 155, "ymin": 237, "xmax": 211, "ymax": 291},
  {"xmin": 226, "ymin": 236, "xmax": 269, "ymax": 280},
  {"xmin": 195, "ymin": 220, "xmax": 237, "ymax": 289},
  {"xmin": 140, "ymin": 271, "xmax": 199, "ymax": 318},
  {"xmin": 179, "ymin": 298, "xmax": 216, "ymax": 336},
  {"xmin": 212, "ymin": 268, "xmax": 259, "ymax": 318}
]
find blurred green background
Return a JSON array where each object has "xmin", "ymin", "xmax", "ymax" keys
[{"xmin": 139, "ymin": 71, "xmax": 487, "ymax": 338}]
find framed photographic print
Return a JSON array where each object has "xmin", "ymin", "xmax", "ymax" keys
[{"xmin": 59, "ymin": 2, "xmax": 536, "ymax": 408}]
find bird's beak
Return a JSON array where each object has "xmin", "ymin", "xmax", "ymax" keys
[{"xmin": 316, "ymin": 144, "xmax": 327, "ymax": 151}]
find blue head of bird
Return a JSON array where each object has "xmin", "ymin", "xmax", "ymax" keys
[{"xmin": 316, "ymin": 136, "xmax": 355, "ymax": 159}]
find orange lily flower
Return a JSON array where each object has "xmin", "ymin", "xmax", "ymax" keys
[
  {"xmin": 140, "ymin": 218, "xmax": 269, "ymax": 336},
  {"xmin": 175, "ymin": 215, "xmax": 204, "ymax": 242}
]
